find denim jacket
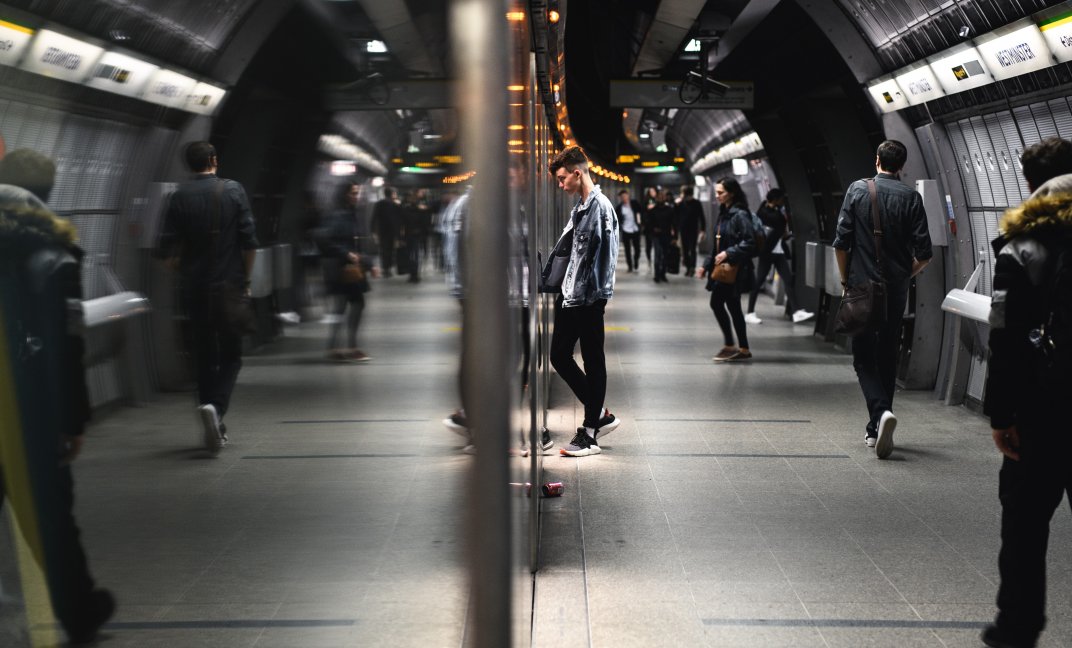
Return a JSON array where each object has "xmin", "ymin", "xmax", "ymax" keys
[{"xmin": 558, "ymin": 185, "xmax": 618, "ymax": 307}]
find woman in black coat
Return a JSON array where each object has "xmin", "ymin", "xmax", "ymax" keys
[
  {"xmin": 319, "ymin": 182, "xmax": 377, "ymax": 361},
  {"xmin": 697, "ymin": 177, "xmax": 756, "ymax": 361}
]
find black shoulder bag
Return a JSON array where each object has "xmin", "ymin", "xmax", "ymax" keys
[
  {"xmin": 834, "ymin": 179, "xmax": 887, "ymax": 336},
  {"xmin": 209, "ymin": 179, "xmax": 256, "ymax": 335},
  {"xmin": 539, "ymin": 226, "xmax": 574, "ymax": 293}
]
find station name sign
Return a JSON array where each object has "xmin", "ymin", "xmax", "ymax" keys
[
  {"xmin": 866, "ymin": 6, "xmax": 1072, "ymax": 114},
  {"xmin": 0, "ymin": 18, "xmax": 227, "ymax": 116}
]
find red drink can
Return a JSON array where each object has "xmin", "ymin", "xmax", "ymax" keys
[{"xmin": 541, "ymin": 482, "xmax": 564, "ymax": 497}]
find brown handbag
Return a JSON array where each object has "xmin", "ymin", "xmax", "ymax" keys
[
  {"xmin": 709, "ymin": 230, "xmax": 738, "ymax": 284},
  {"xmin": 341, "ymin": 262, "xmax": 365, "ymax": 283}
]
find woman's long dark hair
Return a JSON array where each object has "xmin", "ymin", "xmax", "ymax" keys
[{"xmin": 716, "ymin": 176, "xmax": 749, "ymax": 211}]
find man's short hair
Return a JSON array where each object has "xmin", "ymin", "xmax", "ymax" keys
[
  {"xmin": 548, "ymin": 145, "xmax": 589, "ymax": 176},
  {"xmin": 0, "ymin": 148, "xmax": 56, "ymax": 202},
  {"xmin": 618, "ymin": 189, "xmax": 629, "ymax": 196},
  {"xmin": 766, "ymin": 187, "xmax": 786, "ymax": 201},
  {"xmin": 184, "ymin": 141, "xmax": 217, "ymax": 172},
  {"xmin": 384, "ymin": 187, "xmax": 397, "ymax": 200},
  {"xmin": 876, "ymin": 140, "xmax": 908, "ymax": 173},
  {"xmin": 680, "ymin": 185, "xmax": 694, "ymax": 198},
  {"xmin": 1020, "ymin": 137, "xmax": 1072, "ymax": 190}
]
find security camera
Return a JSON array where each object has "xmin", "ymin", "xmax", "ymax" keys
[{"xmin": 958, "ymin": 25, "xmax": 970, "ymax": 38}]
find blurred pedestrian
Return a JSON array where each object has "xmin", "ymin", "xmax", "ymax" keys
[
  {"xmin": 0, "ymin": 148, "xmax": 115, "ymax": 644},
  {"xmin": 319, "ymin": 182, "xmax": 377, "ymax": 362}
]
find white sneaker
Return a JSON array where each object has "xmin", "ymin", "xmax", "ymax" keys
[
  {"xmin": 744, "ymin": 312, "xmax": 762, "ymax": 324},
  {"xmin": 198, "ymin": 404, "xmax": 223, "ymax": 454},
  {"xmin": 876, "ymin": 410, "xmax": 897, "ymax": 459},
  {"xmin": 792, "ymin": 309, "xmax": 815, "ymax": 323},
  {"xmin": 864, "ymin": 435, "xmax": 877, "ymax": 448}
]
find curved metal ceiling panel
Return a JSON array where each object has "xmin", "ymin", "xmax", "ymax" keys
[
  {"xmin": 833, "ymin": 0, "xmax": 1059, "ymax": 71},
  {"xmin": 332, "ymin": 111, "xmax": 406, "ymax": 163},
  {"xmin": 667, "ymin": 109, "xmax": 750, "ymax": 164},
  {"xmin": 5, "ymin": 0, "xmax": 262, "ymax": 71}
]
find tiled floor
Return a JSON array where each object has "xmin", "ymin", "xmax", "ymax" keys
[
  {"xmin": 2, "ymin": 265, "xmax": 1070, "ymax": 647},
  {"xmin": 533, "ymin": 267, "xmax": 1072, "ymax": 648}
]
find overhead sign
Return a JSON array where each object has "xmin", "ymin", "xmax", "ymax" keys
[
  {"xmin": 1039, "ymin": 9, "xmax": 1072, "ymax": 63},
  {"xmin": 186, "ymin": 82, "xmax": 227, "ymax": 115},
  {"xmin": 608, "ymin": 80, "xmax": 754, "ymax": 109},
  {"xmin": 143, "ymin": 68, "xmax": 197, "ymax": 109},
  {"xmin": 975, "ymin": 20, "xmax": 1052, "ymax": 81},
  {"xmin": 928, "ymin": 45, "xmax": 994, "ymax": 95},
  {"xmin": 86, "ymin": 51, "xmax": 158, "ymax": 98},
  {"xmin": 22, "ymin": 29, "xmax": 103, "ymax": 83},
  {"xmin": 866, "ymin": 78, "xmax": 909, "ymax": 113},
  {"xmin": 0, "ymin": 18, "xmax": 33, "ymax": 68},
  {"xmin": 894, "ymin": 65, "xmax": 945, "ymax": 105}
]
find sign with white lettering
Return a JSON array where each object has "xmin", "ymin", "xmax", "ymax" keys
[
  {"xmin": 185, "ymin": 82, "xmax": 226, "ymax": 115},
  {"xmin": 21, "ymin": 29, "xmax": 103, "ymax": 83},
  {"xmin": 975, "ymin": 21, "xmax": 1052, "ymax": 81},
  {"xmin": 928, "ymin": 45, "xmax": 994, "ymax": 95},
  {"xmin": 85, "ymin": 51, "xmax": 158, "ymax": 98},
  {"xmin": 1039, "ymin": 10, "xmax": 1072, "ymax": 64},
  {"xmin": 143, "ymin": 68, "xmax": 196, "ymax": 109},
  {"xmin": 0, "ymin": 19, "xmax": 33, "ymax": 68},
  {"xmin": 894, "ymin": 66, "xmax": 945, "ymax": 105},
  {"xmin": 866, "ymin": 78, "xmax": 909, "ymax": 113}
]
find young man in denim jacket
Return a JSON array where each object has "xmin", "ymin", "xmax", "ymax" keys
[{"xmin": 545, "ymin": 146, "xmax": 621, "ymax": 457}]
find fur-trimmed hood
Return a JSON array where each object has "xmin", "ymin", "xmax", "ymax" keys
[
  {"xmin": 0, "ymin": 185, "xmax": 77, "ymax": 256},
  {"xmin": 1000, "ymin": 173, "xmax": 1072, "ymax": 240}
]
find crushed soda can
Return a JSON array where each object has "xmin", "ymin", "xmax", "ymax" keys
[{"xmin": 541, "ymin": 482, "xmax": 564, "ymax": 497}]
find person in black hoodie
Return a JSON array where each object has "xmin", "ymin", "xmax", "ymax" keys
[
  {"xmin": 675, "ymin": 185, "xmax": 706, "ymax": 277},
  {"xmin": 0, "ymin": 148, "xmax": 115, "ymax": 644},
  {"xmin": 745, "ymin": 188, "xmax": 813, "ymax": 324},
  {"xmin": 649, "ymin": 189, "xmax": 676, "ymax": 283}
]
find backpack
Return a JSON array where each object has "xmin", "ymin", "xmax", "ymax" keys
[
  {"xmin": 747, "ymin": 211, "xmax": 769, "ymax": 256},
  {"xmin": 1030, "ymin": 241, "xmax": 1072, "ymax": 383}
]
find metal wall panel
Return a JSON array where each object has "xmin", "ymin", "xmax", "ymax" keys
[
  {"xmin": 963, "ymin": 117, "xmax": 997, "ymax": 207},
  {"xmin": 0, "ymin": 101, "xmax": 65, "ymax": 155},
  {"xmin": 947, "ymin": 122, "xmax": 984, "ymax": 207},
  {"xmin": 967, "ymin": 353, "xmax": 988, "ymax": 401},
  {"xmin": 1030, "ymin": 103, "xmax": 1059, "ymax": 139},
  {"xmin": 51, "ymin": 115, "xmax": 139, "ymax": 213},
  {"xmin": 1050, "ymin": 97, "xmax": 1072, "ymax": 139},
  {"xmin": 1013, "ymin": 105, "xmax": 1042, "ymax": 145}
]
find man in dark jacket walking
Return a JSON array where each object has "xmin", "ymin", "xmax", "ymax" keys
[
  {"xmin": 157, "ymin": 142, "xmax": 258, "ymax": 454},
  {"xmin": 370, "ymin": 188, "xmax": 401, "ymax": 277},
  {"xmin": 833, "ymin": 140, "xmax": 932, "ymax": 459},
  {"xmin": 0, "ymin": 149, "xmax": 115, "ymax": 644},
  {"xmin": 675, "ymin": 185, "xmax": 706, "ymax": 277}
]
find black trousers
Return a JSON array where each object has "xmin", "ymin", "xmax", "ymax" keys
[
  {"xmin": 621, "ymin": 231, "xmax": 641, "ymax": 271},
  {"xmin": 643, "ymin": 232, "xmax": 654, "ymax": 266},
  {"xmin": 378, "ymin": 233, "xmax": 395, "ymax": 275},
  {"xmin": 188, "ymin": 299, "xmax": 243, "ymax": 419},
  {"xmin": 0, "ymin": 460, "xmax": 96, "ymax": 639},
  {"xmin": 748, "ymin": 254, "xmax": 799, "ymax": 313},
  {"xmin": 327, "ymin": 291, "xmax": 365, "ymax": 350},
  {"xmin": 680, "ymin": 231, "xmax": 698, "ymax": 274},
  {"xmin": 710, "ymin": 282, "xmax": 748, "ymax": 348},
  {"xmin": 550, "ymin": 297, "xmax": 607, "ymax": 427},
  {"xmin": 995, "ymin": 426, "xmax": 1072, "ymax": 642},
  {"xmin": 653, "ymin": 237, "xmax": 669, "ymax": 281},
  {"xmin": 849, "ymin": 281, "xmax": 908, "ymax": 435}
]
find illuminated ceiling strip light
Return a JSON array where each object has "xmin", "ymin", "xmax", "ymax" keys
[
  {"xmin": 690, "ymin": 131, "xmax": 764, "ymax": 175},
  {"xmin": 318, "ymin": 134, "xmax": 388, "ymax": 175}
]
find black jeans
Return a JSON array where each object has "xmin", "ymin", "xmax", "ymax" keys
[
  {"xmin": 188, "ymin": 298, "xmax": 243, "ymax": 419},
  {"xmin": 643, "ymin": 232, "xmax": 654, "ymax": 266},
  {"xmin": 328, "ymin": 292, "xmax": 365, "ymax": 350},
  {"xmin": 0, "ymin": 462, "xmax": 96, "ymax": 639},
  {"xmin": 621, "ymin": 231, "xmax": 641, "ymax": 271},
  {"xmin": 710, "ymin": 282, "xmax": 748, "ymax": 348},
  {"xmin": 680, "ymin": 231, "xmax": 698, "ymax": 274},
  {"xmin": 653, "ymin": 236, "xmax": 669, "ymax": 281},
  {"xmin": 995, "ymin": 426, "xmax": 1072, "ymax": 642},
  {"xmin": 748, "ymin": 254, "xmax": 799, "ymax": 313},
  {"xmin": 378, "ymin": 233, "xmax": 395, "ymax": 275},
  {"xmin": 850, "ymin": 281, "xmax": 909, "ymax": 435},
  {"xmin": 550, "ymin": 296, "xmax": 607, "ymax": 427}
]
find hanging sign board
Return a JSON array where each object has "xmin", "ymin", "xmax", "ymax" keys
[
  {"xmin": 185, "ymin": 82, "xmax": 227, "ymax": 115},
  {"xmin": 0, "ymin": 18, "xmax": 33, "ymax": 68},
  {"xmin": 1039, "ymin": 9, "xmax": 1072, "ymax": 63},
  {"xmin": 928, "ymin": 45, "xmax": 994, "ymax": 95},
  {"xmin": 975, "ymin": 20, "xmax": 1053, "ymax": 81},
  {"xmin": 143, "ymin": 68, "xmax": 197, "ymax": 109},
  {"xmin": 866, "ymin": 78, "xmax": 908, "ymax": 113},
  {"xmin": 21, "ymin": 29, "xmax": 103, "ymax": 83},
  {"xmin": 894, "ymin": 65, "xmax": 945, "ymax": 105},
  {"xmin": 86, "ymin": 51, "xmax": 158, "ymax": 98}
]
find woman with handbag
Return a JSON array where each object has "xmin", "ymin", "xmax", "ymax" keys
[
  {"xmin": 696, "ymin": 177, "xmax": 756, "ymax": 362},
  {"xmin": 319, "ymin": 182, "xmax": 378, "ymax": 361}
]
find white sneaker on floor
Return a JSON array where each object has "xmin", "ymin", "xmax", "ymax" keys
[
  {"xmin": 198, "ymin": 404, "xmax": 223, "ymax": 454},
  {"xmin": 876, "ymin": 410, "xmax": 897, "ymax": 459},
  {"xmin": 792, "ymin": 309, "xmax": 816, "ymax": 323},
  {"xmin": 865, "ymin": 435, "xmax": 877, "ymax": 448},
  {"xmin": 744, "ymin": 312, "xmax": 762, "ymax": 324}
]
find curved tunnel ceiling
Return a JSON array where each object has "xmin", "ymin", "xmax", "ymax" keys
[{"xmin": 833, "ymin": 0, "xmax": 1060, "ymax": 70}]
